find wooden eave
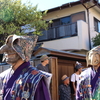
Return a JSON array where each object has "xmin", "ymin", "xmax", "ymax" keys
[{"xmin": 33, "ymin": 47, "xmax": 86, "ymax": 60}]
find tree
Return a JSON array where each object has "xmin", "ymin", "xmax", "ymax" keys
[
  {"xmin": 0, "ymin": 0, "xmax": 51, "ymax": 45},
  {"xmin": 92, "ymin": 33, "xmax": 100, "ymax": 46}
]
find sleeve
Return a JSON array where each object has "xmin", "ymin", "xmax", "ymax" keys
[
  {"xmin": 71, "ymin": 74, "xmax": 75, "ymax": 82},
  {"xmin": 59, "ymin": 85, "xmax": 66, "ymax": 95},
  {"xmin": 37, "ymin": 64, "xmax": 42, "ymax": 70},
  {"xmin": 34, "ymin": 78, "xmax": 50, "ymax": 100}
]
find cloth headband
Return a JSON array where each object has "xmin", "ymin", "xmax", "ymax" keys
[{"xmin": 62, "ymin": 77, "xmax": 69, "ymax": 81}]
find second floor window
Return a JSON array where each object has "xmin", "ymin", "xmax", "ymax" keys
[
  {"xmin": 94, "ymin": 18, "xmax": 100, "ymax": 33},
  {"xmin": 49, "ymin": 11, "xmax": 85, "ymax": 28},
  {"xmin": 48, "ymin": 16, "xmax": 71, "ymax": 28},
  {"xmin": 60, "ymin": 16, "xmax": 71, "ymax": 25}
]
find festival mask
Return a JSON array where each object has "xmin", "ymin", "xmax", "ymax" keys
[
  {"xmin": 86, "ymin": 46, "xmax": 100, "ymax": 66},
  {"xmin": 0, "ymin": 34, "xmax": 38, "ymax": 64}
]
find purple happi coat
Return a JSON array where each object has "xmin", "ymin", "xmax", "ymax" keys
[
  {"xmin": 76, "ymin": 66, "xmax": 100, "ymax": 100},
  {"xmin": 0, "ymin": 62, "xmax": 52, "ymax": 100}
]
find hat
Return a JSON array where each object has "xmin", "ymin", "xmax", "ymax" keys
[
  {"xmin": 40, "ymin": 55, "xmax": 49, "ymax": 62},
  {"xmin": 61, "ymin": 75, "xmax": 69, "ymax": 81},
  {"xmin": 75, "ymin": 61, "xmax": 83, "ymax": 70}
]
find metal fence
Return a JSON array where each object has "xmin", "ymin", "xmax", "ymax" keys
[{"xmin": 38, "ymin": 22, "xmax": 77, "ymax": 41}]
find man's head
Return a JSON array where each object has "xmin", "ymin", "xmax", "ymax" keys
[
  {"xmin": 40, "ymin": 55, "xmax": 50, "ymax": 65},
  {"xmin": 0, "ymin": 34, "xmax": 38, "ymax": 65},
  {"xmin": 86, "ymin": 45, "xmax": 100, "ymax": 67},
  {"xmin": 61, "ymin": 75, "xmax": 70, "ymax": 85},
  {"xmin": 75, "ymin": 61, "xmax": 83, "ymax": 73}
]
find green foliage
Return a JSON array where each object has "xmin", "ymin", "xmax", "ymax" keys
[
  {"xmin": 0, "ymin": 0, "xmax": 50, "ymax": 45},
  {"xmin": 92, "ymin": 33, "xmax": 100, "ymax": 46}
]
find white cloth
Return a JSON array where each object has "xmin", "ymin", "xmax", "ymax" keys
[{"xmin": 71, "ymin": 73, "xmax": 79, "ymax": 83}]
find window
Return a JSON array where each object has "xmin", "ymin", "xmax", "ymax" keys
[
  {"xmin": 48, "ymin": 19, "xmax": 60, "ymax": 28},
  {"xmin": 71, "ymin": 12, "xmax": 85, "ymax": 23},
  {"xmin": 52, "ymin": 19, "xmax": 60, "ymax": 27},
  {"xmin": 49, "ymin": 16, "xmax": 71, "ymax": 28},
  {"xmin": 94, "ymin": 18, "xmax": 100, "ymax": 33},
  {"xmin": 60, "ymin": 16, "xmax": 71, "ymax": 25},
  {"xmin": 49, "ymin": 11, "xmax": 85, "ymax": 28}
]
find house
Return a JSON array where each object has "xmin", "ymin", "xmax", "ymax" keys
[{"xmin": 37, "ymin": 0, "xmax": 100, "ymax": 55}]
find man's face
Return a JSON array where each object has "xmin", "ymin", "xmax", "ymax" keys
[
  {"xmin": 3, "ymin": 36, "xmax": 21, "ymax": 64},
  {"xmin": 44, "ymin": 59, "xmax": 49, "ymax": 65},
  {"xmin": 78, "ymin": 67, "xmax": 82, "ymax": 74},
  {"xmin": 64, "ymin": 78, "xmax": 70, "ymax": 85}
]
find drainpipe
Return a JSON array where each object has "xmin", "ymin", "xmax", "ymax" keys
[{"xmin": 81, "ymin": 1, "xmax": 97, "ymax": 50}]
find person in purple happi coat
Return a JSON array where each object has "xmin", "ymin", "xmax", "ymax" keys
[{"xmin": 0, "ymin": 34, "xmax": 52, "ymax": 100}]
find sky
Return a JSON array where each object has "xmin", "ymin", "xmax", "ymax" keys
[{"xmin": 21, "ymin": 0, "xmax": 79, "ymax": 11}]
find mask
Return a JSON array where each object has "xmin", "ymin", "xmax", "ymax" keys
[
  {"xmin": 3, "ymin": 36, "xmax": 21, "ymax": 64},
  {"xmin": 86, "ymin": 46, "xmax": 100, "ymax": 66},
  {"xmin": 0, "ymin": 34, "xmax": 38, "ymax": 64}
]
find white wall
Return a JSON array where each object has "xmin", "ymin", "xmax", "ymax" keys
[
  {"xmin": 41, "ymin": 36, "xmax": 79, "ymax": 50},
  {"xmin": 77, "ymin": 20, "xmax": 89, "ymax": 50}
]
